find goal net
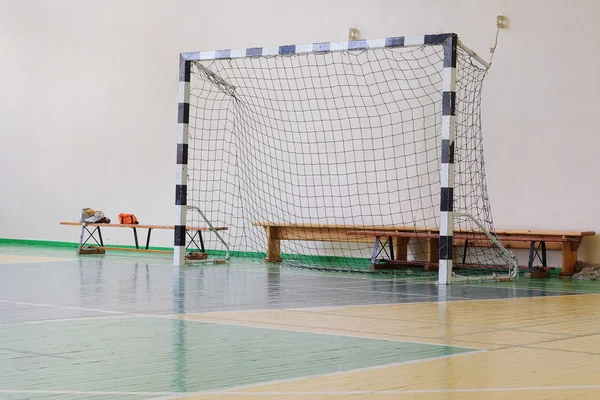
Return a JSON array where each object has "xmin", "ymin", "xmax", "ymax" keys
[{"xmin": 176, "ymin": 34, "xmax": 518, "ymax": 283}]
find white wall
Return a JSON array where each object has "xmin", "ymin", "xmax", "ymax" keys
[{"xmin": 1, "ymin": 0, "xmax": 599, "ymax": 264}]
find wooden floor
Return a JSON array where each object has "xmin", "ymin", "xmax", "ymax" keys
[{"xmin": 1, "ymin": 246, "xmax": 600, "ymax": 399}]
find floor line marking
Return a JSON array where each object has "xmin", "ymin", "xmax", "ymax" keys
[
  {"xmin": 144, "ymin": 350, "xmax": 488, "ymax": 400},
  {"xmin": 291, "ymin": 308, "xmax": 590, "ymax": 335},
  {"xmin": 0, "ymin": 300, "xmax": 169, "ymax": 320},
  {"xmin": 62, "ymin": 306, "xmax": 128, "ymax": 314},
  {"xmin": 0, "ymin": 300, "xmax": 127, "ymax": 315},
  {"xmin": 24, "ymin": 315, "xmax": 142, "ymax": 325},
  {"xmin": 0, "ymin": 300, "xmax": 55, "ymax": 308},
  {"xmin": 283, "ymin": 293, "xmax": 590, "ymax": 311},
  {"xmin": 0, "ymin": 298, "xmax": 483, "ymax": 349},
  {"xmin": 0, "ymin": 390, "xmax": 176, "ymax": 396},
  {"xmin": 179, "ymin": 315, "xmax": 486, "ymax": 350},
  {"xmin": 2, "ymin": 384, "xmax": 600, "ymax": 398},
  {"xmin": 177, "ymin": 291, "xmax": 589, "ymax": 317},
  {"xmin": 0, "ymin": 346, "xmax": 72, "ymax": 359},
  {"xmin": 148, "ymin": 385, "xmax": 600, "ymax": 398},
  {"xmin": 188, "ymin": 302, "xmax": 419, "ymax": 314}
]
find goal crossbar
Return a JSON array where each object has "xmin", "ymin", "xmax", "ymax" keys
[{"xmin": 181, "ymin": 33, "xmax": 457, "ymax": 62}]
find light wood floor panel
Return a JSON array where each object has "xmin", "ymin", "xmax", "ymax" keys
[
  {"xmin": 526, "ymin": 333, "xmax": 600, "ymax": 354},
  {"xmin": 447, "ymin": 329, "xmax": 571, "ymax": 346},
  {"xmin": 515, "ymin": 318, "xmax": 600, "ymax": 336},
  {"xmin": 180, "ymin": 294, "xmax": 600, "ymax": 400},
  {"xmin": 184, "ymin": 294, "xmax": 600, "ymax": 348},
  {"xmin": 177, "ymin": 391, "xmax": 600, "ymax": 400},
  {"xmin": 205, "ymin": 348, "xmax": 600, "ymax": 400}
]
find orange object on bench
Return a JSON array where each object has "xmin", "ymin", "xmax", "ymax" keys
[{"xmin": 118, "ymin": 213, "xmax": 139, "ymax": 225}]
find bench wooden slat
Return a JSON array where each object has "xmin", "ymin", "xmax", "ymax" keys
[
  {"xmin": 347, "ymin": 230, "xmax": 439, "ymax": 239},
  {"xmin": 347, "ymin": 230, "xmax": 574, "ymax": 243},
  {"xmin": 483, "ymin": 229, "xmax": 595, "ymax": 237},
  {"xmin": 351, "ymin": 227, "xmax": 593, "ymax": 239},
  {"xmin": 252, "ymin": 221, "xmax": 431, "ymax": 232},
  {"xmin": 60, "ymin": 222, "xmax": 228, "ymax": 231},
  {"xmin": 253, "ymin": 222, "xmax": 594, "ymax": 239}
]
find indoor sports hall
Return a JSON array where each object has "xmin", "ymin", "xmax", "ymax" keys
[{"xmin": 1, "ymin": 1, "xmax": 600, "ymax": 399}]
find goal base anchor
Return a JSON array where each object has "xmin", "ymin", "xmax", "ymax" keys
[{"xmin": 77, "ymin": 246, "xmax": 106, "ymax": 255}]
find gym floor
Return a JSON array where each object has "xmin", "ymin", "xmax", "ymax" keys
[{"xmin": 1, "ymin": 244, "xmax": 600, "ymax": 399}]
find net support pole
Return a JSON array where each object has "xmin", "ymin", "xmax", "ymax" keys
[
  {"xmin": 438, "ymin": 34, "xmax": 458, "ymax": 285},
  {"xmin": 174, "ymin": 57, "xmax": 191, "ymax": 267}
]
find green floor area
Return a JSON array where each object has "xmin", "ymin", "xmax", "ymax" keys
[
  {"xmin": 3, "ymin": 241, "xmax": 600, "ymax": 294},
  {"xmin": 0, "ymin": 394, "xmax": 152, "ymax": 400},
  {"xmin": 0, "ymin": 316, "xmax": 476, "ymax": 397}
]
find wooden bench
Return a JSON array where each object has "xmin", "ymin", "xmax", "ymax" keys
[
  {"xmin": 252, "ymin": 222, "xmax": 594, "ymax": 276},
  {"xmin": 252, "ymin": 222, "xmax": 431, "ymax": 261},
  {"xmin": 60, "ymin": 221, "xmax": 228, "ymax": 255}
]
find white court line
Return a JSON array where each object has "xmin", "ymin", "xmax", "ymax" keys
[
  {"xmin": 0, "ymin": 389, "xmax": 175, "ymax": 396},
  {"xmin": 146, "ymin": 384, "xmax": 600, "ymax": 398},
  {"xmin": 25, "ymin": 315, "xmax": 141, "ymax": 325},
  {"xmin": 210, "ymin": 350, "xmax": 487, "ymax": 393},
  {"xmin": 62, "ymin": 306, "xmax": 128, "ymax": 314},
  {"xmin": 2, "ymin": 384, "xmax": 600, "ymax": 398},
  {"xmin": 0, "ymin": 299, "xmax": 173, "ymax": 322},
  {"xmin": 0, "ymin": 300, "xmax": 55, "ymax": 307},
  {"xmin": 283, "ymin": 293, "xmax": 591, "ymax": 312},
  {"xmin": 0, "ymin": 298, "xmax": 484, "ymax": 349},
  {"xmin": 188, "ymin": 291, "xmax": 585, "ymax": 316},
  {"xmin": 0, "ymin": 300, "xmax": 127, "ymax": 315},
  {"xmin": 190, "ymin": 302, "xmax": 408, "ymax": 314},
  {"xmin": 143, "ymin": 350, "xmax": 485, "ymax": 400},
  {"xmin": 178, "ymin": 315, "xmax": 485, "ymax": 350}
]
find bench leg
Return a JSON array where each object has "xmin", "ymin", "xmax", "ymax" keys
[
  {"xmin": 462, "ymin": 238, "xmax": 469, "ymax": 265},
  {"xmin": 528, "ymin": 241, "xmax": 536, "ymax": 271},
  {"xmin": 371, "ymin": 236, "xmax": 381, "ymax": 264},
  {"xmin": 197, "ymin": 230, "xmax": 205, "ymax": 252},
  {"xmin": 559, "ymin": 241, "xmax": 579, "ymax": 277},
  {"xmin": 132, "ymin": 227, "xmax": 139, "ymax": 249},
  {"xmin": 77, "ymin": 226, "xmax": 86, "ymax": 252},
  {"xmin": 265, "ymin": 227, "xmax": 282, "ymax": 262},
  {"xmin": 97, "ymin": 227, "xmax": 104, "ymax": 246},
  {"xmin": 426, "ymin": 238, "xmax": 439, "ymax": 271},
  {"xmin": 145, "ymin": 228, "xmax": 152, "ymax": 250},
  {"xmin": 541, "ymin": 241, "xmax": 547, "ymax": 267},
  {"xmin": 525, "ymin": 240, "xmax": 551, "ymax": 278}
]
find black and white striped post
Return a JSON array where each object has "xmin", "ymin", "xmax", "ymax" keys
[
  {"xmin": 175, "ymin": 57, "xmax": 191, "ymax": 267},
  {"xmin": 439, "ymin": 34, "xmax": 458, "ymax": 284},
  {"xmin": 177, "ymin": 33, "xmax": 461, "ymax": 276}
]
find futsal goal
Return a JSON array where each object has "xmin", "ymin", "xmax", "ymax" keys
[{"xmin": 174, "ymin": 33, "xmax": 519, "ymax": 284}]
